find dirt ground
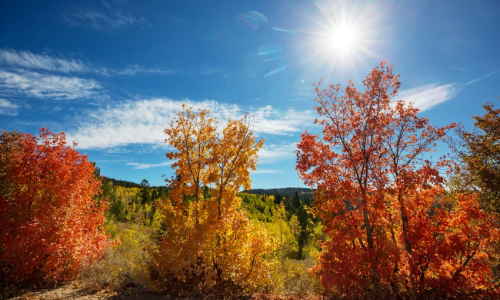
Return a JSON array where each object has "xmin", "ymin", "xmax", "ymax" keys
[{"xmin": 3, "ymin": 284, "xmax": 210, "ymax": 300}]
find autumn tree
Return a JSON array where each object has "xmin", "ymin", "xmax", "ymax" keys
[
  {"xmin": 450, "ymin": 102, "xmax": 500, "ymax": 216},
  {"xmin": 152, "ymin": 105, "xmax": 275, "ymax": 293},
  {"xmin": 296, "ymin": 62, "xmax": 499, "ymax": 298},
  {"xmin": 447, "ymin": 102, "xmax": 500, "ymax": 287},
  {"xmin": 267, "ymin": 203, "xmax": 301, "ymax": 267},
  {"xmin": 0, "ymin": 129, "xmax": 109, "ymax": 284}
]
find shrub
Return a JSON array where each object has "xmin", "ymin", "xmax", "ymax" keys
[
  {"xmin": 0, "ymin": 129, "xmax": 108, "ymax": 284},
  {"xmin": 79, "ymin": 222, "xmax": 154, "ymax": 291}
]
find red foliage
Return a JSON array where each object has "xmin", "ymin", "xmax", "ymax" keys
[
  {"xmin": 0, "ymin": 129, "xmax": 109, "ymax": 284},
  {"xmin": 296, "ymin": 62, "xmax": 499, "ymax": 298}
]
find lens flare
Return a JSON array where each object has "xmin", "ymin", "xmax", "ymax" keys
[
  {"xmin": 235, "ymin": 11, "xmax": 268, "ymax": 31},
  {"xmin": 272, "ymin": 27, "xmax": 297, "ymax": 34},
  {"xmin": 264, "ymin": 66, "xmax": 287, "ymax": 78},
  {"xmin": 259, "ymin": 45, "xmax": 284, "ymax": 56}
]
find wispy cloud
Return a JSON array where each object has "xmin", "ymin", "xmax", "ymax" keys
[
  {"xmin": 67, "ymin": 99, "xmax": 237, "ymax": 149},
  {"xmin": 397, "ymin": 83, "xmax": 460, "ymax": 112},
  {"xmin": 115, "ymin": 64, "xmax": 175, "ymax": 76},
  {"xmin": 258, "ymin": 143, "xmax": 297, "ymax": 163},
  {"xmin": 196, "ymin": 67, "xmax": 229, "ymax": 78},
  {"xmin": 0, "ymin": 69, "xmax": 102, "ymax": 100},
  {"xmin": 0, "ymin": 49, "xmax": 95, "ymax": 73},
  {"xmin": 252, "ymin": 169, "xmax": 285, "ymax": 174},
  {"xmin": 62, "ymin": 6, "xmax": 143, "ymax": 31},
  {"xmin": 66, "ymin": 99, "xmax": 314, "ymax": 150},
  {"xmin": 0, "ymin": 98, "xmax": 19, "ymax": 116},
  {"xmin": 127, "ymin": 161, "xmax": 172, "ymax": 169},
  {"xmin": 253, "ymin": 106, "xmax": 315, "ymax": 135},
  {"xmin": 466, "ymin": 69, "xmax": 500, "ymax": 85},
  {"xmin": 0, "ymin": 49, "xmax": 227, "ymax": 79}
]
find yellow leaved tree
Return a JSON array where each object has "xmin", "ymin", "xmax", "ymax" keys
[{"xmin": 152, "ymin": 105, "xmax": 275, "ymax": 293}]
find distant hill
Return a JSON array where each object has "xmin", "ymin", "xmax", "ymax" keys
[
  {"xmin": 104, "ymin": 177, "xmax": 142, "ymax": 188},
  {"xmin": 103, "ymin": 176, "xmax": 314, "ymax": 200},
  {"xmin": 103, "ymin": 177, "xmax": 168, "ymax": 190},
  {"xmin": 244, "ymin": 187, "xmax": 314, "ymax": 200}
]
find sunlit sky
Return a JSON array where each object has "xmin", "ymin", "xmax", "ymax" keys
[{"xmin": 1, "ymin": 0, "xmax": 499, "ymax": 188}]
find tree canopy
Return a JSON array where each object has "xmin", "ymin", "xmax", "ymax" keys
[
  {"xmin": 152, "ymin": 105, "xmax": 275, "ymax": 293},
  {"xmin": 296, "ymin": 62, "xmax": 499, "ymax": 298},
  {"xmin": 452, "ymin": 102, "xmax": 500, "ymax": 216}
]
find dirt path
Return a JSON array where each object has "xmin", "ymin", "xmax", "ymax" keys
[
  {"xmin": 4, "ymin": 285, "xmax": 193, "ymax": 300},
  {"xmin": 0, "ymin": 284, "xmax": 238, "ymax": 300}
]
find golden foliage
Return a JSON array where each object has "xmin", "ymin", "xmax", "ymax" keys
[
  {"xmin": 152, "ymin": 105, "xmax": 275, "ymax": 293},
  {"xmin": 80, "ymin": 222, "xmax": 154, "ymax": 290}
]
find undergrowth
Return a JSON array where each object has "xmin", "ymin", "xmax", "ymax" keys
[{"xmin": 78, "ymin": 221, "xmax": 155, "ymax": 292}]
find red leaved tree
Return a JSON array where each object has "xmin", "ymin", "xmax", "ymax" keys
[
  {"xmin": 0, "ymin": 129, "xmax": 109, "ymax": 284},
  {"xmin": 296, "ymin": 62, "xmax": 499, "ymax": 299}
]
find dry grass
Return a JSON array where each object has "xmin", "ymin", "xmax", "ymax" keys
[
  {"xmin": 2, "ymin": 221, "xmax": 326, "ymax": 299},
  {"xmin": 269, "ymin": 258, "xmax": 322, "ymax": 298},
  {"xmin": 78, "ymin": 222, "xmax": 156, "ymax": 292}
]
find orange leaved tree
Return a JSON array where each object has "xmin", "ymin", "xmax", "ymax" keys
[
  {"xmin": 152, "ymin": 105, "xmax": 275, "ymax": 293},
  {"xmin": 0, "ymin": 129, "xmax": 108, "ymax": 284},
  {"xmin": 296, "ymin": 62, "xmax": 499, "ymax": 298}
]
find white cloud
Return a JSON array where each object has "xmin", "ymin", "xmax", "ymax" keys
[
  {"xmin": 252, "ymin": 106, "xmax": 315, "ymax": 135},
  {"xmin": 62, "ymin": 7, "xmax": 143, "ymax": 31},
  {"xmin": 0, "ymin": 69, "xmax": 102, "ymax": 100},
  {"xmin": 466, "ymin": 69, "xmax": 500, "ymax": 85},
  {"xmin": 252, "ymin": 169, "xmax": 285, "ymax": 174},
  {"xmin": 258, "ymin": 143, "xmax": 297, "ymax": 163},
  {"xmin": 67, "ymin": 99, "xmax": 236, "ymax": 149},
  {"xmin": 196, "ymin": 67, "xmax": 228, "ymax": 78},
  {"xmin": 114, "ymin": 66, "xmax": 229, "ymax": 77},
  {"xmin": 127, "ymin": 161, "xmax": 172, "ymax": 169},
  {"xmin": 0, "ymin": 49, "xmax": 92, "ymax": 73},
  {"xmin": 115, "ymin": 64, "xmax": 175, "ymax": 76},
  {"xmin": 397, "ymin": 83, "xmax": 460, "ymax": 112},
  {"xmin": 0, "ymin": 98, "xmax": 19, "ymax": 116},
  {"xmin": 66, "ymin": 98, "xmax": 314, "ymax": 150},
  {"xmin": 0, "ymin": 49, "xmax": 226, "ymax": 78}
]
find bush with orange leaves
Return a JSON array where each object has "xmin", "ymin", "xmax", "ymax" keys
[
  {"xmin": 0, "ymin": 129, "xmax": 109, "ymax": 285},
  {"xmin": 151, "ymin": 106, "xmax": 276, "ymax": 294}
]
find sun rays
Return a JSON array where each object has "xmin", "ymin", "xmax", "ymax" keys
[{"xmin": 295, "ymin": 0, "xmax": 387, "ymax": 81}]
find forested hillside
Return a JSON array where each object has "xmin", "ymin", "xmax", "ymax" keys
[
  {"xmin": 245, "ymin": 188, "xmax": 314, "ymax": 200},
  {"xmin": 99, "ymin": 175, "xmax": 323, "ymax": 291}
]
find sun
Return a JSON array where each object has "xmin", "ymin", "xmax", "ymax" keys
[
  {"xmin": 321, "ymin": 13, "xmax": 367, "ymax": 65},
  {"xmin": 295, "ymin": 0, "xmax": 385, "ymax": 79},
  {"xmin": 329, "ymin": 24, "xmax": 359, "ymax": 55}
]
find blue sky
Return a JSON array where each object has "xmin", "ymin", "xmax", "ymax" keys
[{"xmin": 0, "ymin": 0, "xmax": 499, "ymax": 188}]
